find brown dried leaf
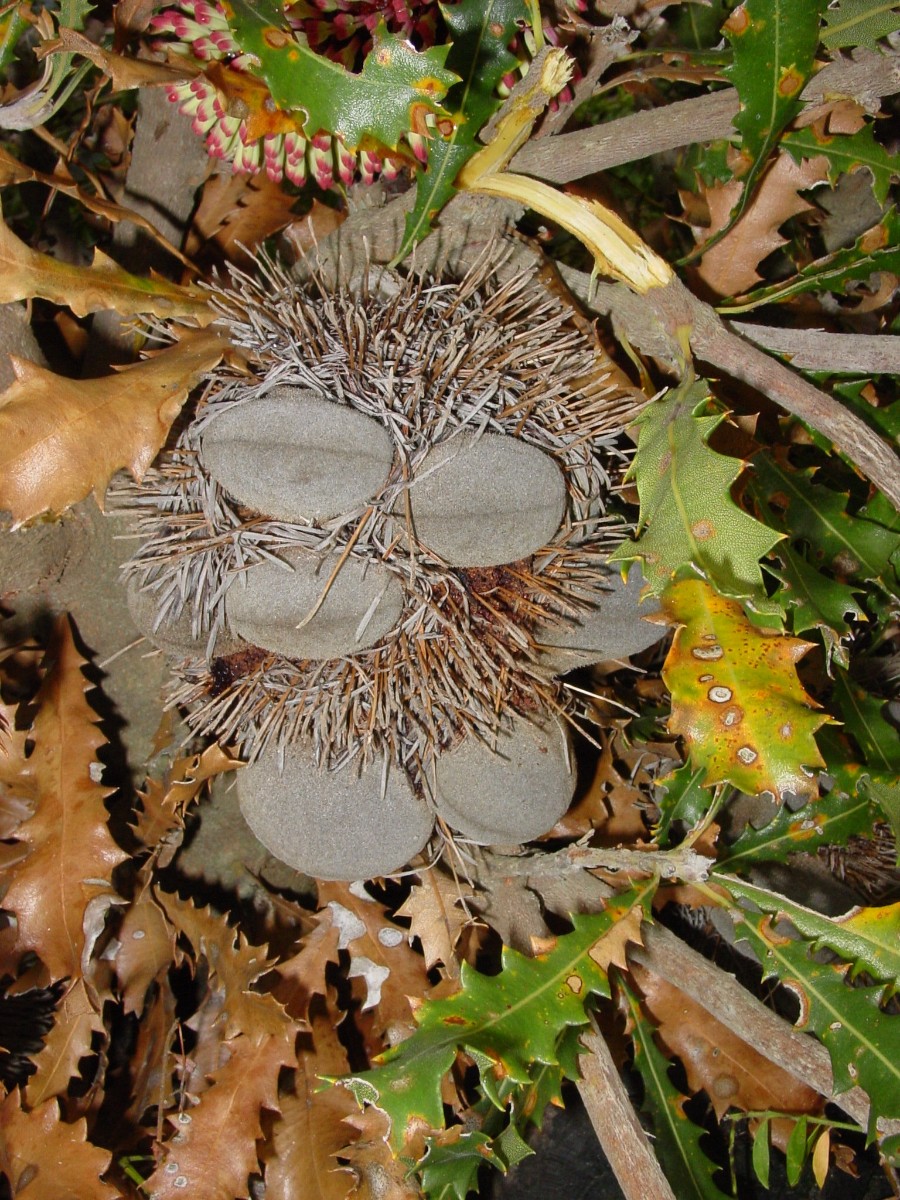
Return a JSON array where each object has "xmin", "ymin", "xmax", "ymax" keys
[
  {"xmin": 0, "ymin": 212, "xmax": 210, "ymax": 320},
  {"xmin": 271, "ymin": 906, "xmax": 341, "ymax": 1022},
  {"xmin": 695, "ymin": 150, "xmax": 829, "ymax": 296},
  {"xmin": 0, "ymin": 703, "xmax": 37, "ymax": 838},
  {"xmin": 395, "ymin": 869, "xmax": 473, "ymax": 979},
  {"xmin": 631, "ymin": 960, "xmax": 824, "ymax": 1122},
  {"xmin": 24, "ymin": 977, "xmax": 105, "ymax": 1108},
  {"xmin": 132, "ymin": 744, "xmax": 242, "ymax": 859},
  {"xmin": 0, "ymin": 329, "xmax": 227, "ymax": 526},
  {"xmin": 146, "ymin": 1032, "xmax": 295, "ymax": 1200},
  {"xmin": 0, "ymin": 618, "xmax": 126, "ymax": 980},
  {"xmin": 340, "ymin": 1108, "xmax": 420, "ymax": 1200},
  {"xmin": 39, "ymin": 30, "xmax": 198, "ymax": 90},
  {"xmin": 317, "ymin": 882, "xmax": 431, "ymax": 1045},
  {"xmin": 115, "ymin": 892, "xmax": 178, "ymax": 1015},
  {"xmin": 0, "ymin": 149, "xmax": 195, "ymax": 271},
  {"xmin": 263, "ymin": 1006, "xmax": 358, "ymax": 1200},
  {"xmin": 0, "ymin": 1092, "xmax": 120, "ymax": 1199},
  {"xmin": 186, "ymin": 173, "xmax": 299, "ymax": 264},
  {"xmin": 123, "ymin": 982, "xmax": 179, "ymax": 1128}
]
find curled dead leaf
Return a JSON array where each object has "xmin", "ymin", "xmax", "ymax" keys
[{"xmin": 0, "ymin": 329, "xmax": 227, "ymax": 525}]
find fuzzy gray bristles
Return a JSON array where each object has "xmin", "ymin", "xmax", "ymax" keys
[{"xmin": 119, "ymin": 247, "xmax": 637, "ymax": 775}]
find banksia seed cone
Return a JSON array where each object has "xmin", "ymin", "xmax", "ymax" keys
[{"xmin": 121, "ymin": 247, "xmax": 664, "ymax": 878}]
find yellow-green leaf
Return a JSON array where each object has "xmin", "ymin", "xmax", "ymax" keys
[{"xmin": 661, "ymin": 577, "xmax": 829, "ymax": 798}]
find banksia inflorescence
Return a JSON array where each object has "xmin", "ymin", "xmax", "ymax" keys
[{"xmin": 121, "ymin": 248, "xmax": 663, "ymax": 878}]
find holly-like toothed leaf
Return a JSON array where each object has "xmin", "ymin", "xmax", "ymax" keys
[
  {"xmin": 419, "ymin": 1128, "xmax": 506, "ymax": 1200},
  {"xmin": 223, "ymin": 0, "xmax": 457, "ymax": 155},
  {"xmin": 661, "ymin": 576, "xmax": 829, "ymax": 799},
  {"xmin": 317, "ymin": 880, "xmax": 432, "ymax": 1045},
  {"xmin": 654, "ymin": 764, "xmax": 714, "ymax": 847},
  {"xmin": 395, "ymin": 869, "xmax": 474, "ymax": 980},
  {"xmin": 724, "ymin": 208, "xmax": 900, "ymax": 311},
  {"xmin": 618, "ymin": 977, "xmax": 729, "ymax": 1200},
  {"xmin": 24, "ymin": 978, "xmax": 106, "ymax": 1108},
  {"xmin": 720, "ymin": 784, "xmax": 878, "ymax": 868},
  {"xmin": 0, "ymin": 210, "xmax": 211, "ymax": 320},
  {"xmin": 338, "ymin": 881, "xmax": 656, "ymax": 1155},
  {"xmin": 262, "ymin": 1005, "xmax": 359, "ymax": 1200},
  {"xmin": 831, "ymin": 668, "xmax": 900, "ymax": 776},
  {"xmin": 859, "ymin": 775, "xmax": 900, "ymax": 863},
  {"xmin": 145, "ymin": 894, "xmax": 302, "ymax": 1200},
  {"xmin": 822, "ymin": 0, "xmax": 900, "ymax": 48},
  {"xmin": 630, "ymin": 960, "xmax": 823, "ymax": 1122},
  {"xmin": 114, "ymin": 891, "xmax": 179, "ymax": 1016},
  {"xmin": 765, "ymin": 548, "xmax": 866, "ymax": 672},
  {"xmin": 749, "ymin": 451, "xmax": 900, "ymax": 590},
  {"xmin": 715, "ymin": 876, "xmax": 900, "ymax": 991},
  {"xmin": 719, "ymin": 0, "xmax": 825, "ymax": 233},
  {"xmin": 394, "ymin": 0, "xmax": 524, "ymax": 263},
  {"xmin": 783, "ymin": 123, "xmax": 899, "ymax": 207},
  {"xmin": 0, "ymin": 329, "xmax": 228, "ymax": 526},
  {"xmin": 609, "ymin": 381, "xmax": 783, "ymax": 611},
  {"xmin": 725, "ymin": 902, "xmax": 900, "ymax": 1133},
  {"xmin": 0, "ymin": 1093, "xmax": 121, "ymax": 1200},
  {"xmin": 0, "ymin": 617, "xmax": 127, "ymax": 981},
  {"xmin": 131, "ymin": 743, "xmax": 242, "ymax": 859}
]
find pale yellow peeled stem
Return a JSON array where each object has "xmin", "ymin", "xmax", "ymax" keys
[
  {"xmin": 466, "ymin": 170, "xmax": 673, "ymax": 293},
  {"xmin": 459, "ymin": 48, "xmax": 574, "ymax": 185}
]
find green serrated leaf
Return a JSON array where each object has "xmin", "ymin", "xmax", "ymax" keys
[
  {"xmin": 223, "ymin": 0, "xmax": 458, "ymax": 153},
  {"xmin": 765, "ymin": 546, "xmax": 866, "ymax": 671},
  {"xmin": 420, "ymin": 1129, "xmax": 503, "ymax": 1200},
  {"xmin": 714, "ymin": 0, "xmax": 825, "ymax": 239},
  {"xmin": 751, "ymin": 1119, "xmax": 772, "ymax": 1187},
  {"xmin": 338, "ymin": 883, "xmax": 655, "ymax": 1153},
  {"xmin": 822, "ymin": 0, "xmax": 900, "ymax": 48},
  {"xmin": 395, "ymin": 0, "xmax": 525, "ymax": 262},
  {"xmin": 783, "ymin": 123, "xmax": 899, "ymax": 206},
  {"xmin": 654, "ymin": 764, "xmax": 713, "ymax": 847},
  {"xmin": 726, "ymin": 904, "xmax": 900, "ymax": 1134},
  {"xmin": 858, "ymin": 774, "xmax": 900, "ymax": 862},
  {"xmin": 610, "ymin": 381, "xmax": 783, "ymax": 609},
  {"xmin": 722, "ymin": 209, "xmax": 900, "ymax": 311},
  {"xmin": 749, "ymin": 452, "xmax": 900, "ymax": 588},
  {"xmin": 661, "ymin": 576, "xmax": 829, "ymax": 799},
  {"xmin": 621, "ymin": 978, "xmax": 730, "ymax": 1200},
  {"xmin": 714, "ymin": 875, "xmax": 900, "ymax": 987},
  {"xmin": 832, "ymin": 669, "xmax": 900, "ymax": 775},
  {"xmin": 720, "ymin": 784, "xmax": 876, "ymax": 868}
]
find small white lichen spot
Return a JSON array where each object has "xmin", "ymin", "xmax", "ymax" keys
[
  {"xmin": 174, "ymin": 1177, "xmax": 189, "ymax": 1189},
  {"xmin": 377, "ymin": 926, "xmax": 404, "ymax": 948},
  {"xmin": 692, "ymin": 644, "xmax": 724, "ymax": 661},
  {"xmin": 708, "ymin": 686, "xmax": 733, "ymax": 704},
  {"xmin": 737, "ymin": 746, "xmax": 758, "ymax": 764},
  {"xmin": 89, "ymin": 761, "xmax": 104, "ymax": 783},
  {"xmin": 165, "ymin": 1162, "xmax": 179, "ymax": 1175},
  {"xmin": 132, "ymin": 929, "xmax": 146, "ymax": 940},
  {"xmin": 176, "ymin": 1112, "xmax": 192, "ymax": 1125}
]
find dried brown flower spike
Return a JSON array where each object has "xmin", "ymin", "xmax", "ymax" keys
[{"xmin": 121, "ymin": 248, "xmax": 665, "ymax": 878}]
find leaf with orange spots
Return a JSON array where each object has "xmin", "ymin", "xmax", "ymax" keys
[
  {"xmin": 717, "ymin": 0, "xmax": 825, "ymax": 237},
  {"xmin": 337, "ymin": 880, "xmax": 655, "ymax": 1156},
  {"xmin": 610, "ymin": 381, "xmax": 782, "ymax": 613},
  {"xmin": 660, "ymin": 577, "xmax": 829, "ymax": 799}
]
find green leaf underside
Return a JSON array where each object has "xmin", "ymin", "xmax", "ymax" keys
[
  {"xmin": 654, "ymin": 763, "xmax": 713, "ymax": 847},
  {"xmin": 715, "ymin": 875, "xmax": 900, "ymax": 987},
  {"xmin": 661, "ymin": 577, "xmax": 828, "ymax": 798},
  {"xmin": 395, "ymin": 0, "xmax": 525, "ymax": 262},
  {"xmin": 723, "ymin": 208, "xmax": 900, "ymax": 310},
  {"xmin": 766, "ymin": 547, "xmax": 865, "ymax": 671},
  {"xmin": 832, "ymin": 668, "xmax": 900, "ymax": 775},
  {"xmin": 783, "ymin": 124, "xmax": 899, "ymax": 207},
  {"xmin": 339, "ymin": 882, "xmax": 655, "ymax": 1154},
  {"xmin": 719, "ymin": 0, "xmax": 825, "ymax": 235},
  {"xmin": 223, "ymin": 0, "xmax": 458, "ymax": 153},
  {"xmin": 610, "ymin": 381, "xmax": 782, "ymax": 608},
  {"xmin": 720, "ymin": 784, "xmax": 877, "ymax": 867},
  {"xmin": 821, "ymin": 0, "xmax": 900, "ymax": 48},
  {"xmin": 749, "ymin": 452, "xmax": 900, "ymax": 588},
  {"xmin": 726, "ymin": 905, "xmax": 900, "ymax": 1131},
  {"xmin": 621, "ymin": 978, "xmax": 729, "ymax": 1200}
]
